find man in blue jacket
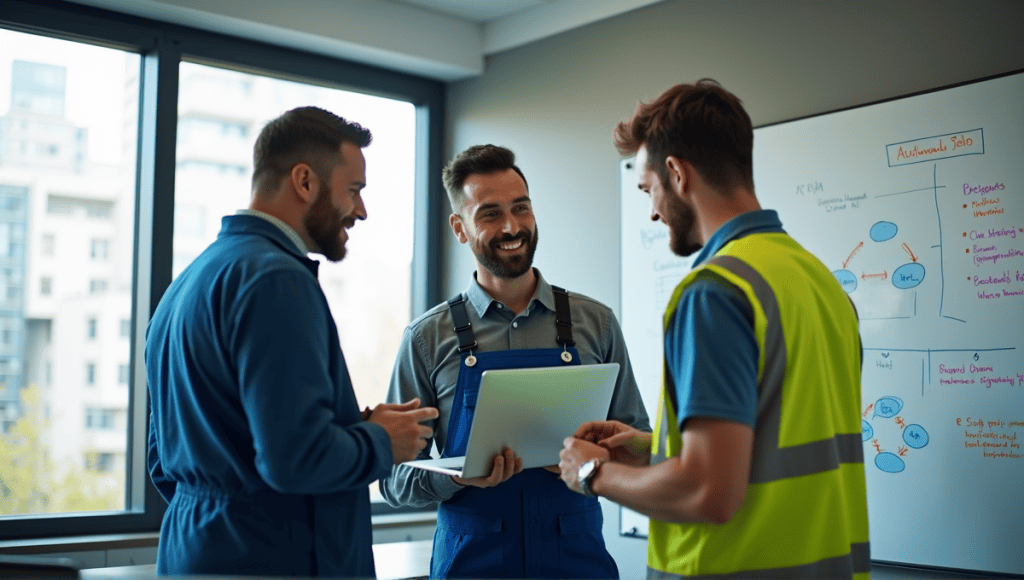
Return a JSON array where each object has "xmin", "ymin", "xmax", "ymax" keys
[{"xmin": 145, "ymin": 106, "xmax": 438, "ymax": 577}]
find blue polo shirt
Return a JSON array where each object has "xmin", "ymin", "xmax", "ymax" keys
[{"xmin": 665, "ymin": 210, "xmax": 786, "ymax": 428}]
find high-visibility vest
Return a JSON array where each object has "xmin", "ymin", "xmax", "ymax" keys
[{"xmin": 648, "ymin": 232, "xmax": 871, "ymax": 580}]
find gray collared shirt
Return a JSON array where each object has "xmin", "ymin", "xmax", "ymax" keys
[{"xmin": 379, "ymin": 269, "xmax": 650, "ymax": 506}]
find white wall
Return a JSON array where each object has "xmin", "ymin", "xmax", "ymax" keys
[{"xmin": 443, "ymin": 1, "xmax": 1024, "ymax": 577}]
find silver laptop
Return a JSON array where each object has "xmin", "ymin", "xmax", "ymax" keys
[{"xmin": 403, "ymin": 362, "xmax": 620, "ymax": 479}]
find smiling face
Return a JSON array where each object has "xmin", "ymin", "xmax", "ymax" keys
[
  {"xmin": 636, "ymin": 146, "xmax": 702, "ymax": 257},
  {"xmin": 303, "ymin": 141, "xmax": 367, "ymax": 262},
  {"xmin": 450, "ymin": 168, "xmax": 538, "ymax": 281}
]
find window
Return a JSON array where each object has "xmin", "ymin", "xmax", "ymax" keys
[
  {"xmin": 175, "ymin": 61, "xmax": 416, "ymax": 411},
  {"xmin": 90, "ymin": 238, "xmax": 108, "ymax": 260},
  {"xmin": 0, "ymin": 0, "xmax": 441, "ymax": 540},
  {"xmin": 174, "ymin": 64, "xmax": 421, "ymax": 507},
  {"xmin": 118, "ymin": 363, "xmax": 128, "ymax": 385},
  {"xmin": 41, "ymin": 233, "xmax": 55, "ymax": 255},
  {"xmin": 174, "ymin": 204, "xmax": 205, "ymax": 238},
  {"xmin": 86, "ymin": 317, "xmax": 97, "ymax": 339},
  {"xmin": 85, "ymin": 452, "xmax": 116, "ymax": 473},
  {"xmin": 84, "ymin": 407, "xmax": 116, "ymax": 430}
]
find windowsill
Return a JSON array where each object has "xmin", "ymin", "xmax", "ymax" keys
[
  {"xmin": 0, "ymin": 533, "xmax": 160, "ymax": 555},
  {"xmin": 372, "ymin": 510, "xmax": 437, "ymax": 529},
  {"xmin": 0, "ymin": 512, "xmax": 437, "ymax": 555}
]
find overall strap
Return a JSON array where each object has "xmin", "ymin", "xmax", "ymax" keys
[
  {"xmin": 447, "ymin": 294, "xmax": 478, "ymax": 353},
  {"xmin": 551, "ymin": 285, "xmax": 575, "ymax": 347}
]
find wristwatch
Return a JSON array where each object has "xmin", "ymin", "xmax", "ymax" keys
[{"xmin": 577, "ymin": 458, "xmax": 603, "ymax": 497}]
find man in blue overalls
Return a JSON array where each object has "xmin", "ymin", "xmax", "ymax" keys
[{"xmin": 380, "ymin": 144, "xmax": 650, "ymax": 578}]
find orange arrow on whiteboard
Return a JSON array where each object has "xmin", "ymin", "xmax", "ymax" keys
[
  {"xmin": 843, "ymin": 242, "xmax": 864, "ymax": 268},
  {"xmin": 863, "ymin": 403, "xmax": 873, "ymax": 418},
  {"xmin": 862, "ymin": 271, "xmax": 888, "ymax": 280},
  {"xmin": 901, "ymin": 242, "xmax": 918, "ymax": 262}
]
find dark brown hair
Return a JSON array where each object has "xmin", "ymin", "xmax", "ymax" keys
[
  {"xmin": 252, "ymin": 106, "xmax": 372, "ymax": 193},
  {"xmin": 614, "ymin": 79, "xmax": 753, "ymax": 193},
  {"xmin": 442, "ymin": 144, "xmax": 529, "ymax": 214}
]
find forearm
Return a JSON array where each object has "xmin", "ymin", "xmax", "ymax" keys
[
  {"xmin": 379, "ymin": 461, "xmax": 461, "ymax": 507},
  {"xmin": 590, "ymin": 420, "xmax": 753, "ymax": 524},
  {"xmin": 588, "ymin": 458, "xmax": 719, "ymax": 524}
]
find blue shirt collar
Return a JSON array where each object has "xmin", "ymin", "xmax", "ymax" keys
[
  {"xmin": 691, "ymin": 209, "xmax": 786, "ymax": 266},
  {"xmin": 464, "ymin": 268, "xmax": 555, "ymax": 317}
]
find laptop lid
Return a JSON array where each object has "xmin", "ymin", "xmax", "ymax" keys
[{"xmin": 404, "ymin": 362, "xmax": 620, "ymax": 479}]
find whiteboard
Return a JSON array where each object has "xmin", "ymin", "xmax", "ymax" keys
[{"xmin": 618, "ymin": 71, "xmax": 1024, "ymax": 576}]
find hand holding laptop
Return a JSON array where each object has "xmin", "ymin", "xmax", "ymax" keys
[
  {"xmin": 366, "ymin": 398, "xmax": 439, "ymax": 464},
  {"xmin": 451, "ymin": 446, "xmax": 523, "ymax": 488}
]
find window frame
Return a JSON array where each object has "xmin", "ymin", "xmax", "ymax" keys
[{"xmin": 0, "ymin": 0, "xmax": 444, "ymax": 539}]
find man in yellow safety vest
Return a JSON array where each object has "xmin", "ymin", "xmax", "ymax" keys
[{"xmin": 559, "ymin": 79, "xmax": 870, "ymax": 580}]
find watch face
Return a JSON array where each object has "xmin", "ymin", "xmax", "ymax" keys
[
  {"xmin": 578, "ymin": 459, "xmax": 599, "ymax": 497},
  {"xmin": 579, "ymin": 460, "xmax": 596, "ymax": 479}
]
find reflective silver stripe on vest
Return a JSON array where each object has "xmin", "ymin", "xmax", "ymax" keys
[
  {"xmin": 706, "ymin": 256, "xmax": 864, "ymax": 484},
  {"xmin": 646, "ymin": 541, "xmax": 871, "ymax": 579}
]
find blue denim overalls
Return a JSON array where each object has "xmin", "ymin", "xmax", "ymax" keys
[{"xmin": 429, "ymin": 287, "xmax": 619, "ymax": 579}]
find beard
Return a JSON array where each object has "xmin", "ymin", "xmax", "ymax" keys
[
  {"xmin": 303, "ymin": 181, "xmax": 352, "ymax": 262},
  {"xmin": 664, "ymin": 194, "xmax": 703, "ymax": 257},
  {"xmin": 474, "ymin": 225, "xmax": 539, "ymax": 279}
]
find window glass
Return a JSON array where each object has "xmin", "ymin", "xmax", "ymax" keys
[
  {"xmin": 175, "ymin": 62, "xmax": 415, "ymax": 504},
  {"xmin": 0, "ymin": 29, "xmax": 138, "ymax": 514}
]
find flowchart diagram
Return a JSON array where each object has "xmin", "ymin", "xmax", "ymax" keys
[
  {"xmin": 832, "ymin": 220, "xmax": 925, "ymax": 295},
  {"xmin": 861, "ymin": 396, "xmax": 930, "ymax": 473}
]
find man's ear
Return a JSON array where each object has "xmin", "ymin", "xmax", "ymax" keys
[
  {"xmin": 449, "ymin": 213, "xmax": 468, "ymax": 244},
  {"xmin": 664, "ymin": 155, "xmax": 689, "ymax": 199},
  {"xmin": 290, "ymin": 163, "xmax": 317, "ymax": 204}
]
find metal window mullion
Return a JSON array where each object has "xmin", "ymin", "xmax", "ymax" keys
[{"xmin": 128, "ymin": 34, "xmax": 179, "ymax": 524}]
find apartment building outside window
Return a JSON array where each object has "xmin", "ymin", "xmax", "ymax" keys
[
  {"xmin": 0, "ymin": 0, "xmax": 443, "ymax": 540},
  {"xmin": 90, "ymin": 238, "xmax": 108, "ymax": 260}
]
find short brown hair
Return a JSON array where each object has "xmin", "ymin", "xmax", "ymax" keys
[
  {"xmin": 614, "ymin": 79, "xmax": 753, "ymax": 193},
  {"xmin": 442, "ymin": 144, "xmax": 529, "ymax": 214},
  {"xmin": 252, "ymin": 106, "xmax": 372, "ymax": 193}
]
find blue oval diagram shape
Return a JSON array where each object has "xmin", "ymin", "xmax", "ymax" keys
[
  {"xmin": 875, "ymin": 452, "xmax": 905, "ymax": 473},
  {"xmin": 862, "ymin": 420, "xmax": 873, "ymax": 442},
  {"xmin": 903, "ymin": 424, "xmax": 929, "ymax": 449},
  {"xmin": 873, "ymin": 396, "xmax": 903, "ymax": 419},
  {"xmin": 892, "ymin": 263, "xmax": 926, "ymax": 289},
  {"xmin": 870, "ymin": 221, "xmax": 898, "ymax": 242},
  {"xmin": 833, "ymin": 269, "xmax": 858, "ymax": 293}
]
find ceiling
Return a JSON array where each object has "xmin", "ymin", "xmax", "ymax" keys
[
  {"xmin": 65, "ymin": 0, "xmax": 666, "ymax": 81},
  {"xmin": 395, "ymin": 0, "xmax": 555, "ymax": 23}
]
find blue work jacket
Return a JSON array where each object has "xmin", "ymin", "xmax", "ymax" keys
[{"xmin": 145, "ymin": 215, "xmax": 392, "ymax": 576}]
